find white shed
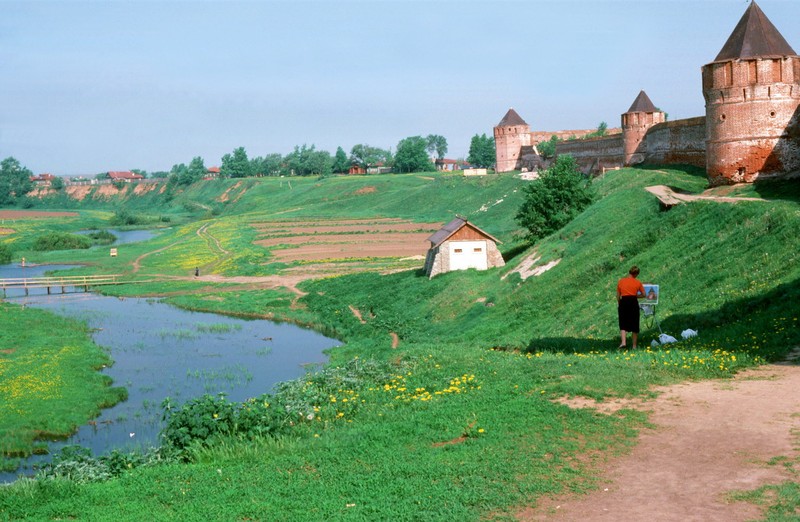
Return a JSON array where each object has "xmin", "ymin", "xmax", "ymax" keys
[{"xmin": 424, "ymin": 217, "xmax": 505, "ymax": 278}]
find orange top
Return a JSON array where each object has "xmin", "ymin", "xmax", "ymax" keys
[{"xmin": 617, "ymin": 276, "xmax": 645, "ymax": 298}]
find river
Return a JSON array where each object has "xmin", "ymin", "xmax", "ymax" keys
[{"xmin": 0, "ymin": 262, "xmax": 339, "ymax": 481}]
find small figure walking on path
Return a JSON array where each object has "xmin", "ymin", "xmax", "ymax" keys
[
  {"xmin": 194, "ymin": 267, "xmax": 199, "ymax": 277},
  {"xmin": 617, "ymin": 265, "xmax": 646, "ymax": 349}
]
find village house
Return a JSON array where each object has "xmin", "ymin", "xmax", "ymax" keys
[
  {"xmin": 424, "ymin": 217, "xmax": 505, "ymax": 278},
  {"xmin": 108, "ymin": 171, "xmax": 144, "ymax": 182},
  {"xmin": 30, "ymin": 173, "xmax": 56, "ymax": 186}
]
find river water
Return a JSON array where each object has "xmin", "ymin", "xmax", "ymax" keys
[{"xmin": 0, "ymin": 261, "xmax": 339, "ymax": 480}]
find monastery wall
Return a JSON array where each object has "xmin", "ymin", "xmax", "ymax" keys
[
  {"xmin": 642, "ymin": 117, "xmax": 707, "ymax": 168},
  {"xmin": 529, "ymin": 128, "xmax": 622, "ymax": 144},
  {"xmin": 554, "ymin": 134, "xmax": 624, "ymax": 174}
]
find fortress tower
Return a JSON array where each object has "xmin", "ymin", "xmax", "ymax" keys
[
  {"xmin": 621, "ymin": 90, "xmax": 666, "ymax": 166},
  {"xmin": 703, "ymin": 1, "xmax": 800, "ymax": 185},
  {"xmin": 494, "ymin": 108, "xmax": 531, "ymax": 173}
]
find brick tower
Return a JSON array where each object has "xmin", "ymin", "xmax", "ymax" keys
[
  {"xmin": 621, "ymin": 90, "xmax": 666, "ymax": 166},
  {"xmin": 703, "ymin": 1, "xmax": 800, "ymax": 185},
  {"xmin": 494, "ymin": 108, "xmax": 531, "ymax": 173}
]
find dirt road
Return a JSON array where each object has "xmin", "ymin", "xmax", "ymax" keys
[{"xmin": 521, "ymin": 362, "xmax": 800, "ymax": 521}]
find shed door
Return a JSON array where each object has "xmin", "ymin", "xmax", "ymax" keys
[{"xmin": 449, "ymin": 240, "xmax": 488, "ymax": 271}]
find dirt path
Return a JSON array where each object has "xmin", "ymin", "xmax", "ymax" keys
[
  {"xmin": 645, "ymin": 185, "xmax": 764, "ymax": 207},
  {"xmin": 521, "ymin": 362, "xmax": 800, "ymax": 521}
]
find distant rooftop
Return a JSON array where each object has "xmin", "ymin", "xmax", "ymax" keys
[
  {"xmin": 714, "ymin": 1, "xmax": 797, "ymax": 62},
  {"xmin": 497, "ymin": 108, "xmax": 528, "ymax": 127}
]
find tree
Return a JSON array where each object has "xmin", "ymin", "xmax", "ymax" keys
[
  {"xmin": 50, "ymin": 176, "xmax": 65, "ymax": 190},
  {"xmin": 284, "ymin": 144, "xmax": 332, "ymax": 177},
  {"xmin": 586, "ymin": 122, "xmax": 608, "ymax": 139},
  {"xmin": 220, "ymin": 147, "xmax": 252, "ymax": 178},
  {"xmin": 186, "ymin": 156, "xmax": 206, "ymax": 184},
  {"xmin": 467, "ymin": 133, "xmax": 495, "ymax": 168},
  {"xmin": 537, "ymin": 135, "xmax": 559, "ymax": 160},
  {"xmin": 168, "ymin": 157, "xmax": 205, "ymax": 186},
  {"xmin": 251, "ymin": 153, "xmax": 283, "ymax": 176},
  {"xmin": 393, "ymin": 136, "xmax": 434, "ymax": 173},
  {"xmin": 332, "ymin": 146, "xmax": 350, "ymax": 174},
  {"xmin": 515, "ymin": 155, "xmax": 593, "ymax": 243},
  {"xmin": 0, "ymin": 157, "xmax": 34, "ymax": 205},
  {"xmin": 349, "ymin": 144, "xmax": 390, "ymax": 170},
  {"xmin": 425, "ymin": 134, "xmax": 448, "ymax": 160}
]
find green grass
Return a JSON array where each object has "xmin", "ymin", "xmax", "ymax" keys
[
  {"xmin": 0, "ymin": 167, "xmax": 798, "ymax": 519},
  {"xmin": 0, "ymin": 303, "xmax": 127, "ymax": 460}
]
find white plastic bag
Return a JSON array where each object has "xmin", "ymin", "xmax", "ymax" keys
[{"xmin": 658, "ymin": 333, "xmax": 678, "ymax": 344}]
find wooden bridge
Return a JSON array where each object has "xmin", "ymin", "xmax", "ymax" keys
[{"xmin": 0, "ymin": 274, "xmax": 125, "ymax": 298}]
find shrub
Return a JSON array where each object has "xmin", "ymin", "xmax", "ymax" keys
[
  {"xmin": 109, "ymin": 209, "xmax": 148, "ymax": 226},
  {"xmin": 32, "ymin": 233, "xmax": 91, "ymax": 251},
  {"xmin": 87, "ymin": 230, "xmax": 117, "ymax": 245},
  {"xmin": 515, "ymin": 155, "xmax": 593, "ymax": 242},
  {"xmin": 0, "ymin": 243, "xmax": 12, "ymax": 264}
]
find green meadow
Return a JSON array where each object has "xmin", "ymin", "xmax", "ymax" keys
[{"xmin": 0, "ymin": 167, "xmax": 798, "ymax": 520}]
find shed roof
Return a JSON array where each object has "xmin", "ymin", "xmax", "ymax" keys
[
  {"xmin": 427, "ymin": 217, "xmax": 501, "ymax": 248},
  {"xmin": 626, "ymin": 90, "xmax": 658, "ymax": 113},
  {"xmin": 496, "ymin": 108, "xmax": 528, "ymax": 127},
  {"xmin": 713, "ymin": 1, "xmax": 796, "ymax": 62}
]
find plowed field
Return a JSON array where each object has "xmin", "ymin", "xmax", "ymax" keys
[{"xmin": 253, "ymin": 218, "xmax": 440, "ymax": 264}]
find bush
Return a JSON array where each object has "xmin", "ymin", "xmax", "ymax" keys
[
  {"xmin": 0, "ymin": 243, "xmax": 12, "ymax": 264},
  {"xmin": 32, "ymin": 233, "xmax": 91, "ymax": 251},
  {"xmin": 109, "ymin": 209, "xmax": 148, "ymax": 226},
  {"xmin": 86, "ymin": 230, "xmax": 117, "ymax": 245},
  {"xmin": 515, "ymin": 155, "xmax": 593, "ymax": 242},
  {"xmin": 160, "ymin": 357, "xmax": 410, "ymax": 456}
]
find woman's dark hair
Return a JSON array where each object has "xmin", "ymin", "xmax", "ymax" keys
[{"xmin": 629, "ymin": 266, "xmax": 640, "ymax": 276}]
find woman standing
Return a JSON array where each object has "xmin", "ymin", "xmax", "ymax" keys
[{"xmin": 617, "ymin": 266, "xmax": 646, "ymax": 349}]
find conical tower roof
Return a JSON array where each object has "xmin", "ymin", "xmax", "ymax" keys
[
  {"xmin": 714, "ymin": 1, "xmax": 797, "ymax": 62},
  {"xmin": 626, "ymin": 90, "xmax": 658, "ymax": 113},
  {"xmin": 496, "ymin": 108, "xmax": 528, "ymax": 127}
]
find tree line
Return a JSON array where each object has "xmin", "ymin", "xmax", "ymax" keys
[{"xmin": 1, "ymin": 131, "xmax": 498, "ymax": 195}]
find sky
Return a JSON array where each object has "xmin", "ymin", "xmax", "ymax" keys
[{"xmin": 2, "ymin": 0, "xmax": 799, "ymax": 175}]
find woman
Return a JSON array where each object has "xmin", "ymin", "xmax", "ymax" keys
[{"xmin": 617, "ymin": 265, "xmax": 646, "ymax": 349}]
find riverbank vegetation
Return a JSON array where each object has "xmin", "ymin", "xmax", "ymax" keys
[{"xmin": 0, "ymin": 167, "xmax": 799, "ymax": 519}]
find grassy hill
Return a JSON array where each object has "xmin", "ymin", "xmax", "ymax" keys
[{"xmin": 1, "ymin": 167, "xmax": 799, "ymax": 519}]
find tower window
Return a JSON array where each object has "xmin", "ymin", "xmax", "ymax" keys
[
  {"xmin": 770, "ymin": 111, "xmax": 777, "ymax": 118},
  {"xmin": 720, "ymin": 114, "xmax": 726, "ymax": 122}
]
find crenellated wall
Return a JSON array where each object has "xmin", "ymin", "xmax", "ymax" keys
[{"xmin": 642, "ymin": 117, "xmax": 707, "ymax": 167}]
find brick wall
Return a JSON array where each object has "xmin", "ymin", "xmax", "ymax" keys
[
  {"xmin": 554, "ymin": 134, "xmax": 624, "ymax": 174},
  {"xmin": 643, "ymin": 117, "xmax": 707, "ymax": 167},
  {"xmin": 529, "ymin": 128, "xmax": 622, "ymax": 144}
]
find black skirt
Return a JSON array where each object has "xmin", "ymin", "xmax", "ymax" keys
[{"xmin": 618, "ymin": 296, "xmax": 641, "ymax": 333}]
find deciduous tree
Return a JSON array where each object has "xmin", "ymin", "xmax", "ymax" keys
[
  {"xmin": 515, "ymin": 155, "xmax": 593, "ymax": 243},
  {"xmin": 0, "ymin": 157, "xmax": 34, "ymax": 205},
  {"xmin": 221, "ymin": 147, "xmax": 252, "ymax": 178},
  {"xmin": 467, "ymin": 134, "xmax": 495, "ymax": 168},
  {"xmin": 394, "ymin": 136, "xmax": 434, "ymax": 173},
  {"xmin": 332, "ymin": 146, "xmax": 350, "ymax": 174},
  {"xmin": 349, "ymin": 144, "xmax": 390, "ymax": 170},
  {"xmin": 425, "ymin": 134, "xmax": 448, "ymax": 160}
]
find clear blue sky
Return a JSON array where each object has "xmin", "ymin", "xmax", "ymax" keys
[{"xmin": 2, "ymin": 0, "xmax": 798, "ymax": 175}]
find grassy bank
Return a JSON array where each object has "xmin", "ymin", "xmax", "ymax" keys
[
  {"xmin": 0, "ymin": 303, "xmax": 126, "ymax": 467},
  {"xmin": 1, "ymin": 167, "xmax": 798, "ymax": 519}
]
